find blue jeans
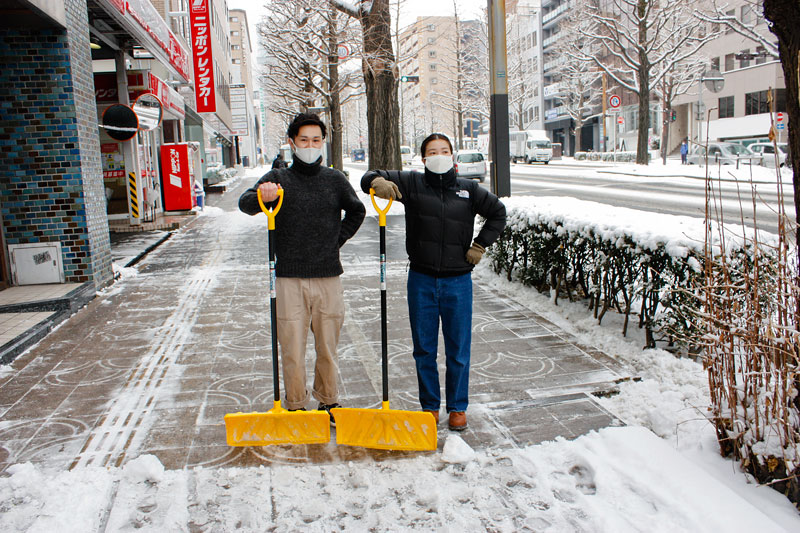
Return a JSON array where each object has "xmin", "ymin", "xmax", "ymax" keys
[{"xmin": 407, "ymin": 270, "xmax": 472, "ymax": 413}]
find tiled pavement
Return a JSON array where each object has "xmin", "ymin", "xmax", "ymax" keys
[{"xmin": 0, "ymin": 178, "xmax": 632, "ymax": 473}]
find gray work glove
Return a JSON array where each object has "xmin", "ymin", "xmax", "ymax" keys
[
  {"xmin": 465, "ymin": 242, "xmax": 485, "ymax": 265},
  {"xmin": 371, "ymin": 176, "xmax": 402, "ymax": 200}
]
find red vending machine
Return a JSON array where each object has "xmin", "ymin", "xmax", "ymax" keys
[{"xmin": 161, "ymin": 143, "xmax": 194, "ymax": 211}]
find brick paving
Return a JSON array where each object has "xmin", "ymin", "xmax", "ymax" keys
[{"xmin": 0, "ymin": 178, "xmax": 631, "ymax": 473}]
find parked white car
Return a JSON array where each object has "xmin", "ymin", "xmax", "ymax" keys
[
  {"xmin": 747, "ymin": 142, "xmax": 788, "ymax": 168},
  {"xmin": 687, "ymin": 142, "xmax": 762, "ymax": 166},
  {"xmin": 454, "ymin": 150, "xmax": 487, "ymax": 182}
]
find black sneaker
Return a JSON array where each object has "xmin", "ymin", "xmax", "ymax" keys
[
  {"xmin": 287, "ymin": 407, "xmax": 306, "ymax": 412},
  {"xmin": 317, "ymin": 402, "xmax": 341, "ymax": 427}
]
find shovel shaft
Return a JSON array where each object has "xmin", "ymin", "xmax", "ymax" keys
[
  {"xmin": 258, "ymin": 189, "xmax": 285, "ymax": 404},
  {"xmin": 380, "ymin": 223, "xmax": 389, "ymax": 403},
  {"xmin": 269, "ymin": 226, "xmax": 280, "ymax": 402}
]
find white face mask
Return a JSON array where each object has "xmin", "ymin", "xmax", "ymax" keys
[
  {"xmin": 291, "ymin": 143, "xmax": 322, "ymax": 164},
  {"xmin": 424, "ymin": 154, "xmax": 453, "ymax": 174}
]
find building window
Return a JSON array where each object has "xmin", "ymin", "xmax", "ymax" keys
[
  {"xmin": 711, "ymin": 57, "xmax": 720, "ymax": 72},
  {"xmin": 745, "ymin": 89, "xmax": 786, "ymax": 115},
  {"xmin": 428, "ymin": 37, "xmax": 435, "ymax": 44},
  {"xmin": 719, "ymin": 96, "xmax": 734, "ymax": 118},
  {"xmin": 231, "ymin": 30, "xmax": 239, "ymax": 36},
  {"xmin": 724, "ymin": 53, "xmax": 735, "ymax": 72},
  {"xmin": 429, "ymin": 50, "xmax": 436, "ymax": 58},
  {"xmin": 534, "ymin": 106, "xmax": 539, "ymax": 121},
  {"xmin": 232, "ymin": 44, "xmax": 240, "ymax": 50},
  {"xmin": 756, "ymin": 46, "xmax": 767, "ymax": 65},
  {"xmin": 427, "ymin": 24, "xmax": 436, "ymax": 31},
  {"xmin": 431, "ymin": 78, "xmax": 438, "ymax": 85},
  {"xmin": 739, "ymin": 49, "xmax": 750, "ymax": 68},
  {"xmin": 725, "ymin": 9, "xmax": 735, "ymax": 33},
  {"xmin": 230, "ymin": 16, "xmax": 238, "ymax": 22},
  {"xmin": 429, "ymin": 64, "xmax": 437, "ymax": 71},
  {"xmin": 232, "ymin": 59, "xmax": 240, "ymax": 64},
  {"xmin": 740, "ymin": 5, "xmax": 754, "ymax": 26}
]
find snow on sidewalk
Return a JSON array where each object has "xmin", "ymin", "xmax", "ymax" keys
[{"xmin": 0, "ymin": 427, "xmax": 793, "ymax": 532}]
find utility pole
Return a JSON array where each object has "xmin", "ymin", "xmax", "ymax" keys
[{"xmin": 488, "ymin": 0, "xmax": 510, "ymax": 197}]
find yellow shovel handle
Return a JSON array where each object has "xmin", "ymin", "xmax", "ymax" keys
[
  {"xmin": 369, "ymin": 188, "xmax": 393, "ymax": 227},
  {"xmin": 257, "ymin": 187, "xmax": 284, "ymax": 230}
]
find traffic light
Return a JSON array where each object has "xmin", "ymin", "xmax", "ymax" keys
[
  {"xmin": 400, "ymin": 75, "xmax": 419, "ymax": 83},
  {"xmin": 670, "ymin": 109, "xmax": 677, "ymax": 122}
]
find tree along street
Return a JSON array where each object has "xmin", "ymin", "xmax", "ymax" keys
[{"xmin": 345, "ymin": 161, "xmax": 792, "ymax": 233}]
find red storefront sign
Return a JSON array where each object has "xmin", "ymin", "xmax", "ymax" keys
[
  {"xmin": 161, "ymin": 144, "xmax": 194, "ymax": 211},
  {"xmin": 189, "ymin": 0, "xmax": 216, "ymax": 113}
]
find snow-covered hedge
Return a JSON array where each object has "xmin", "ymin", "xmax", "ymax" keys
[
  {"xmin": 488, "ymin": 197, "xmax": 778, "ymax": 349},
  {"xmin": 573, "ymin": 151, "xmax": 661, "ymax": 163}
]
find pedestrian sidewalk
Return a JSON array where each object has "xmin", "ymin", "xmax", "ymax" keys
[
  {"xmin": 0, "ymin": 178, "xmax": 633, "ymax": 473},
  {"xmin": 0, "ymin": 213, "xmax": 197, "ymax": 365}
]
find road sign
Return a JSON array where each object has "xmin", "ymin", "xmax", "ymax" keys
[
  {"xmin": 609, "ymin": 95, "xmax": 621, "ymax": 109},
  {"xmin": 776, "ymin": 112, "xmax": 785, "ymax": 123},
  {"xmin": 337, "ymin": 44, "xmax": 350, "ymax": 60},
  {"xmin": 777, "ymin": 123, "xmax": 785, "ymax": 130},
  {"xmin": 617, "ymin": 116, "xmax": 624, "ymax": 125}
]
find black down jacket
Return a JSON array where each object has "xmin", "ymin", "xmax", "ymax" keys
[{"xmin": 361, "ymin": 168, "xmax": 506, "ymax": 277}]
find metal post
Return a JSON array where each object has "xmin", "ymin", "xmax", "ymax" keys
[
  {"xmin": 116, "ymin": 50, "xmax": 142, "ymax": 226},
  {"xmin": 488, "ymin": 0, "xmax": 510, "ymax": 197}
]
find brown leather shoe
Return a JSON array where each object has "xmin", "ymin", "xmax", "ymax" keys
[
  {"xmin": 423, "ymin": 409, "xmax": 440, "ymax": 424},
  {"xmin": 448, "ymin": 411, "xmax": 467, "ymax": 431}
]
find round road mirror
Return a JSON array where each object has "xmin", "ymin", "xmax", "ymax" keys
[
  {"xmin": 101, "ymin": 104, "xmax": 139, "ymax": 141},
  {"xmin": 133, "ymin": 92, "xmax": 163, "ymax": 131}
]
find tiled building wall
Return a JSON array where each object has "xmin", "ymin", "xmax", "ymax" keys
[{"xmin": 0, "ymin": 0, "xmax": 112, "ymax": 290}]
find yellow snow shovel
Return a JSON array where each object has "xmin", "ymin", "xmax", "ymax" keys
[
  {"xmin": 225, "ymin": 189, "xmax": 331, "ymax": 446},
  {"xmin": 331, "ymin": 190, "xmax": 437, "ymax": 451}
]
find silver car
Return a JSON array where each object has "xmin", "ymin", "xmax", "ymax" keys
[
  {"xmin": 687, "ymin": 142, "xmax": 762, "ymax": 166},
  {"xmin": 454, "ymin": 151, "xmax": 487, "ymax": 182}
]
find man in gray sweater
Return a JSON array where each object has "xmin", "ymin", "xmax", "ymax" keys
[{"xmin": 238, "ymin": 113, "xmax": 365, "ymax": 424}]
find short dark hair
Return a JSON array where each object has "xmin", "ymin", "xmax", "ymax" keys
[
  {"xmin": 420, "ymin": 133, "xmax": 453, "ymax": 157},
  {"xmin": 287, "ymin": 112, "xmax": 327, "ymax": 140}
]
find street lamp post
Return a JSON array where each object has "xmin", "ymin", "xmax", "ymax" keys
[{"xmin": 696, "ymin": 69, "xmax": 724, "ymax": 146}]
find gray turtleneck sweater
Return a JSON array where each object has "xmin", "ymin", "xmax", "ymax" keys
[{"xmin": 239, "ymin": 156, "xmax": 366, "ymax": 278}]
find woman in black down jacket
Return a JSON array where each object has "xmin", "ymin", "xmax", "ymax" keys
[{"xmin": 361, "ymin": 133, "xmax": 506, "ymax": 432}]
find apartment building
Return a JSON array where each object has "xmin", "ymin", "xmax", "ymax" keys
[
  {"xmin": 506, "ymin": 0, "xmax": 544, "ymax": 134},
  {"xmin": 229, "ymin": 9, "xmax": 258, "ymax": 167},
  {"xmin": 672, "ymin": 1, "xmax": 787, "ymax": 150},
  {"xmin": 398, "ymin": 16, "xmax": 485, "ymax": 151}
]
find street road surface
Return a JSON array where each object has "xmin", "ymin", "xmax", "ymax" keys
[{"xmin": 345, "ymin": 160, "xmax": 794, "ymax": 235}]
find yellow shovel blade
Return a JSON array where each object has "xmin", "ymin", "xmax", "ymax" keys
[
  {"xmin": 331, "ymin": 403, "xmax": 437, "ymax": 451},
  {"xmin": 224, "ymin": 402, "xmax": 330, "ymax": 446}
]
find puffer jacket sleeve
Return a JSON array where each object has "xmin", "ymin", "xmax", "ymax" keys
[{"xmin": 470, "ymin": 184, "xmax": 506, "ymax": 248}]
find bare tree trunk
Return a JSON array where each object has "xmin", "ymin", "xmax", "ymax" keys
[
  {"xmin": 327, "ymin": 3, "xmax": 343, "ymax": 170},
  {"xmin": 764, "ymin": 0, "xmax": 800, "ymax": 250},
  {"xmin": 636, "ymin": 0, "xmax": 650, "ymax": 165},
  {"xmin": 359, "ymin": 1, "xmax": 401, "ymax": 169}
]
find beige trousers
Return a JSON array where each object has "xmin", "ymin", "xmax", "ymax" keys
[{"xmin": 276, "ymin": 276, "xmax": 344, "ymax": 410}]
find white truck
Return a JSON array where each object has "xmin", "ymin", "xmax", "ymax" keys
[{"xmin": 523, "ymin": 130, "xmax": 552, "ymax": 164}]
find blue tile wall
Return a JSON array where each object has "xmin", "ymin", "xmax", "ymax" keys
[{"xmin": 0, "ymin": 0, "xmax": 112, "ymax": 289}]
